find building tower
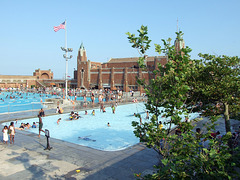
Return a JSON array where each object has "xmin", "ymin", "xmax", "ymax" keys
[
  {"xmin": 174, "ymin": 19, "xmax": 185, "ymax": 54},
  {"xmin": 77, "ymin": 43, "xmax": 89, "ymax": 88},
  {"xmin": 174, "ymin": 31, "xmax": 185, "ymax": 53}
]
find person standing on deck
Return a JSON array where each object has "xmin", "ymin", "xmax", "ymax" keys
[
  {"xmin": 9, "ymin": 122, "xmax": 15, "ymax": 144},
  {"xmin": 37, "ymin": 115, "xmax": 45, "ymax": 137},
  {"xmin": 2, "ymin": 126, "xmax": 9, "ymax": 144},
  {"xmin": 39, "ymin": 108, "xmax": 45, "ymax": 117}
]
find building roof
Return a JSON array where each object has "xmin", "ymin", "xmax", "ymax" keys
[
  {"xmin": 107, "ymin": 56, "xmax": 166, "ymax": 63},
  {"xmin": 79, "ymin": 42, "xmax": 85, "ymax": 50}
]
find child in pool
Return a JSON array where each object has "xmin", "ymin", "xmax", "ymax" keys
[
  {"xmin": 32, "ymin": 122, "xmax": 37, "ymax": 128},
  {"xmin": 26, "ymin": 123, "xmax": 31, "ymax": 129},
  {"xmin": 103, "ymin": 107, "xmax": 106, "ymax": 113},
  {"xmin": 92, "ymin": 110, "xmax": 95, "ymax": 116},
  {"xmin": 57, "ymin": 118, "xmax": 61, "ymax": 124},
  {"xmin": 112, "ymin": 105, "xmax": 115, "ymax": 114}
]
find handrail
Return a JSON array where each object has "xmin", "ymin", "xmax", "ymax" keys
[{"xmin": 36, "ymin": 80, "xmax": 46, "ymax": 88}]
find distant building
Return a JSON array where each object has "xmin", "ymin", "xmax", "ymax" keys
[{"xmin": 0, "ymin": 69, "xmax": 53, "ymax": 88}]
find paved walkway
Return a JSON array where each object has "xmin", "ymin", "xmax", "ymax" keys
[{"xmin": 0, "ymin": 110, "xmax": 159, "ymax": 180}]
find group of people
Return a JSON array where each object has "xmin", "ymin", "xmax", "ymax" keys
[
  {"xmin": 0, "ymin": 91, "xmax": 56, "ymax": 102},
  {"xmin": 69, "ymin": 111, "xmax": 82, "ymax": 120},
  {"xmin": 65, "ymin": 109, "xmax": 110, "ymax": 127},
  {"xmin": 66, "ymin": 104, "xmax": 116, "ymax": 121},
  {"xmin": 56, "ymin": 107, "xmax": 63, "ymax": 114},
  {"xmin": 98, "ymin": 103, "xmax": 118, "ymax": 114},
  {"xmin": 2, "ymin": 99, "xmax": 124, "ymax": 144},
  {"xmin": 2, "ymin": 119, "xmax": 41, "ymax": 144},
  {"xmin": 19, "ymin": 122, "xmax": 37, "ymax": 129},
  {"xmin": 2, "ymin": 122, "xmax": 15, "ymax": 144},
  {"xmin": 1, "ymin": 108, "xmax": 47, "ymax": 144}
]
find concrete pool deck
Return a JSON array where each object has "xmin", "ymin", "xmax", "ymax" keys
[{"xmin": 0, "ymin": 107, "xmax": 159, "ymax": 180}]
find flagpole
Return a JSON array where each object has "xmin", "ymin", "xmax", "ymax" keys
[
  {"xmin": 65, "ymin": 19, "xmax": 68, "ymax": 99},
  {"xmin": 58, "ymin": 20, "xmax": 72, "ymax": 100}
]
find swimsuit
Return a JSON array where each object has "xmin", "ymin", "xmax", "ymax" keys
[{"xmin": 39, "ymin": 123, "xmax": 43, "ymax": 130}]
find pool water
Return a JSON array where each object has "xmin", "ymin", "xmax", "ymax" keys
[
  {"xmin": 0, "ymin": 91, "xmax": 106, "ymax": 113},
  {"xmin": 0, "ymin": 92, "xmax": 60, "ymax": 113},
  {"xmin": 3, "ymin": 103, "xmax": 200, "ymax": 151}
]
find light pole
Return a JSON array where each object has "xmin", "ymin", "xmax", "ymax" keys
[{"xmin": 61, "ymin": 47, "xmax": 73, "ymax": 99}]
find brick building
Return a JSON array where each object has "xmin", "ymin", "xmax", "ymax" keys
[
  {"xmin": 74, "ymin": 33, "xmax": 185, "ymax": 92},
  {"xmin": 74, "ymin": 44, "xmax": 166, "ymax": 92},
  {"xmin": 0, "ymin": 69, "xmax": 53, "ymax": 88},
  {"xmin": 74, "ymin": 43, "xmax": 168, "ymax": 92}
]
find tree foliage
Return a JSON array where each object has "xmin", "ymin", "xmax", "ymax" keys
[
  {"xmin": 126, "ymin": 26, "xmax": 240, "ymax": 179},
  {"xmin": 192, "ymin": 54, "xmax": 240, "ymax": 131}
]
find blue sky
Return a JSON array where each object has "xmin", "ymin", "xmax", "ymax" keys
[{"xmin": 1, "ymin": 0, "xmax": 239, "ymax": 79}]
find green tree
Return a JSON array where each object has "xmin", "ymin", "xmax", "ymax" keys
[
  {"xmin": 192, "ymin": 54, "xmax": 240, "ymax": 133},
  {"xmin": 126, "ymin": 26, "xmax": 240, "ymax": 179}
]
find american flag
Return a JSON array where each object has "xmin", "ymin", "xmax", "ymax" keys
[{"xmin": 53, "ymin": 21, "xmax": 65, "ymax": 32}]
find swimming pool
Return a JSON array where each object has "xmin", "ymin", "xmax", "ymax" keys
[
  {"xmin": 0, "ymin": 91, "xmax": 105, "ymax": 113},
  {"xmin": 0, "ymin": 91, "xmax": 60, "ymax": 113},
  {"xmin": 2, "ymin": 103, "xmax": 200, "ymax": 151}
]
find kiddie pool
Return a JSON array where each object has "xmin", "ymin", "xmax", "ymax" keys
[{"xmin": 2, "ymin": 103, "xmax": 199, "ymax": 151}]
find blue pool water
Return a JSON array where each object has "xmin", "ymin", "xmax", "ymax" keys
[
  {"xmin": 0, "ymin": 91, "xmax": 106, "ymax": 113},
  {"xmin": 0, "ymin": 92, "xmax": 60, "ymax": 113},
  {"xmin": 3, "ymin": 103, "xmax": 200, "ymax": 151}
]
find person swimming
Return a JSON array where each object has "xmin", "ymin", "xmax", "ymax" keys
[
  {"xmin": 57, "ymin": 118, "xmax": 61, "ymax": 124},
  {"xmin": 74, "ymin": 113, "xmax": 81, "ymax": 119},
  {"xmin": 78, "ymin": 136, "xmax": 96, "ymax": 142},
  {"xmin": 92, "ymin": 110, "xmax": 95, "ymax": 116},
  {"xmin": 103, "ymin": 106, "xmax": 106, "ymax": 113},
  {"xmin": 32, "ymin": 122, "xmax": 37, "ymax": 128}
]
